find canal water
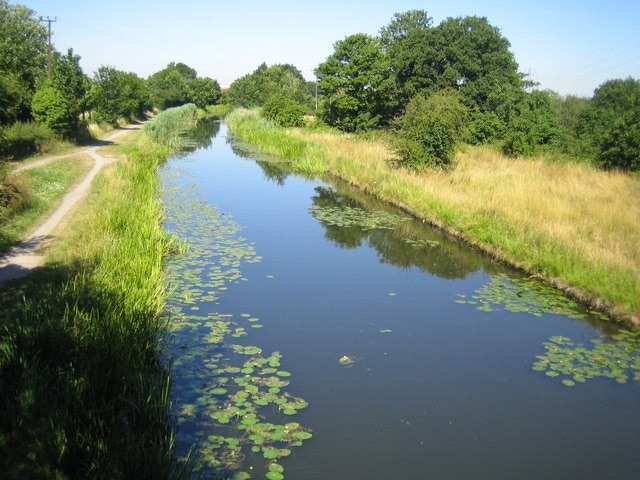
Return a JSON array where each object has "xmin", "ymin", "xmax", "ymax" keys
[{"xmin": 160, "ymin": 120, "xmax": 640, "ymax": 480}]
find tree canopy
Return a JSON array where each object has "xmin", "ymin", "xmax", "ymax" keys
[{"xmin": 225, "ymin": 63, "xmax": 313, "ymax": 110}]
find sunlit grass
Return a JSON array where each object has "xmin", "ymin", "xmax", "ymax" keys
[
  {"xmin": 0, "ymin": 155, "xmax": 92, "ymax": 253},
  {"xmin": 227, "ymin": 109, "xmax": 640, "ymax": 322},
  {"xmin": 0, "ymin": 112, "xmax": 193, "ymax": 477}
]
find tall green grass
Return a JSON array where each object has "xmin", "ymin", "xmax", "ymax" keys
[
  {"xmin": 144, "ymin": 103, "xmax": 199, "ymax": 150},
  {"xmin": 0, "ymin": 111, "xmax": 195, "ymax": 478}
]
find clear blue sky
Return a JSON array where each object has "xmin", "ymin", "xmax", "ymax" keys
[{"xmin": 21, "ymin": 0, "xmax": 640, "ymax": 97}]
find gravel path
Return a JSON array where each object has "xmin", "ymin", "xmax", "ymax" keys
[{"xmin": 0, "ymin": 125, "xmax": 142, "ymax": 282}]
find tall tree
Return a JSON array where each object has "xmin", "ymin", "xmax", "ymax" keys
[
  {"xmin": 92, "ymin": 66, "xmax": 148, "ymax": 125},
  {"xmin": 0, "ymin": 0, "xmax": 47, "ymax": 123},
  {"xmin": 226, "ymin": 63, "xmax": 312, "ymax": 109},
  {"xmin": 51, "ymin": 48, "xmax": 89, "ymax": 119},
  {"xmin": 315, "ymin": 33, "xmax": 395, "ymax": 132},
  {"xmin": 380, "ymin": 9, "xmax": 433, "ymax": 46},
  {"xmin": 187, "ymin": 77, "xmax": 221, "ymax": 108},
  {"xmin": 386, "ymin": 14, "xmax": 524, "ymax": 140}
]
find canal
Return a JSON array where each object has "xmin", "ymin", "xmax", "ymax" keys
[{"xmin": 160, "ymin": 120, "xmax": 640, "ymax": 480}]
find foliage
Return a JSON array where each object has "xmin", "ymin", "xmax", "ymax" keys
[
  {"xmin": 597, "ymin": 106, "xmax": 640, "ymax": 171},
  {"xmin": 262, "ymin": 95, "xmax": 306, "ymax": 127},
  {"xmin": 186, "ymin": 76, "xmax": 221, "ymax": 108},
  {"xmin": 91, "ymin": 66, "xmax": 149, "ymax": 125},
  {"xmin": 147, "ymin": 62, "xmax": 190, "ymax": 109},
  {"xmin": 502, "ymin": 90, "xmax": 562, "ymax": 157},
  {"xmin": 0, "ymin": 124, "xmax": 197, "ymax": 478},
  {"xmin": 144, "ymin": 103, "xmax": 199, "ymax": 149},
  {"xmin": 0, "ymin": 120, "xmax": 55, "ymax": 160},
  {"xmin": 392, "ymin": 90, "xmax": 469, "ymax": 168},
  {"xmin": 0, "ymin": 0, "xmax": 47, "ymax": 124},
  {"xmin": 385, "ymin": 12, "xmax": 524, "ymax": 137},
  {"xmin": 379, "ymin": 9, "xmax": 433, "ymax": 46},
  {"xmin": 316, "ymin": 33, "xmax": 396, "ymax": 132},
  {"xmin": 31, "ymin": 81, "xmax": 76, "ymax": 136},
  {"xmin": 226, "ymin": 63, "xmax": 313, "ymax": 110},
  {"xmin": 576, "ymin": 78, "xmax": 640, "ymax": 166},
  {"xmin": 0, "ymin": 162, "xmax": 32, "ymax": 228},
  {"xmin": 51, "ymin": 48, "xmax": 90, "ymax": 120}
]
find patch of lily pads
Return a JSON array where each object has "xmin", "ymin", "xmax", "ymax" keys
[
  {"xmin": 455, "ymin": 273, "xmax": 608, "ymax": 320},
  {"xmin": 533, "ymin": 330, "xmax": 640, "ymax": 387},
  {"xmin": 308, "ymin": 204, "xmax": 408, "ymax": 231},
  {"xmin": 160, "ymin": 168, "xmax": 311, "ymax": 478}
]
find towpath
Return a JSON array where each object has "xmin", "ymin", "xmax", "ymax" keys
[{"xmin": 0, "ymin": 124, "xmax": 142, "ymax": 282}]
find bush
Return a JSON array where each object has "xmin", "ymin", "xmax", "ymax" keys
[
  {"xmin": 0, "ymin": 162, "xmax": 31, "ymax": 220},
  {"xmin": 31, "ymin": 82, "xmax": 76, "ymax": 137},
  {"xmin": 262, "ymin": 95, "xmax": 306, "ymax": 127},
  {"xmin": 392, "ymin": 90, "xmax": 468, "ymax": 168},
  {"xmin": 1, "ymin": 121, "xmax": 55, "ymax": 160},
  {"xmin": 597, "ymin": 107, "xmax": 640, "ymax": 171}
]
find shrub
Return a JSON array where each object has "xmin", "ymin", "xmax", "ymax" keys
[
  {"xmin": 262, "ymin": 95, "xmax": 306, "ymax": 127},
  {"xmin": 597, "ymin": 107, "xmax": 640, "ymax": 171},
  {"xmin": 392, "ymin": 90, "xmax": 469, "ymax": 168},
  {"xmin": 1, "ymin": 121, "xmax": 55, "ymax": 160},
  {"xmin": 0, "ymin": 163, "xmax": 32, "ymax": 222},
  {"xmin": 31, "ymin": 82, "xmax": 76, "ymax": 137}
]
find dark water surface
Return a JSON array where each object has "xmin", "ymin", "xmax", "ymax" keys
[{"xmin": 161, "ymin": 121, "xmax": 640, "ymax": 480}]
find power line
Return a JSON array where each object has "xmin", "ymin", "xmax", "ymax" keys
[{"xmin": 39, "ymin": 16, "xmax": 57, "ymax": 79}]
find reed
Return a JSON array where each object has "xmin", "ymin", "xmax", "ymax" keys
[
  {"xmin": 227, "ymin": 109, "xmax": 640, "ymax": 322},
  {"xmin": 0, "ymin": 114, "xmax": 190, "ymax": 477}
]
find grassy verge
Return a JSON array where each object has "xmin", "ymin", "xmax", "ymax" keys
[
  {"xmin": 226, "ymin": 108, "xmax": 640, "ymax": 324},
  {"xmin": 0, "ymin": 155, "xmax": 92, "ymax": 253},
  {"xmin": 0, "ymin": 107, "xmax": 198, "ymax": 478}
]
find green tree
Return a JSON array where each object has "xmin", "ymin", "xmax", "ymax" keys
[
  {"xmin": 0, "ymin": 0, "xmax": 47, "ymax": 123},
  {"xmin": 315, "ymin": 33, "xmax": 395, "ymax": 132},
  {"xmin": 386, "ymin": 13, "xmax": 524, "ymax": 140},
  {"xmin": 31, "ymin": 80, "xmax": 74, "ymax": 136},
  {"xmin": 597, "ymin": 103, "xmax": 640, "ymax": 171},
  {"xmin": 393, "ymin": 89, "xmax": 469, "ymax": 168},
  {"xmin": 576, "ymin": 77, "xmax": 640, "ymax": 159},
  {"xmin": 148, "ymin": 66, "xmax": 188, "ymax": 109},
  {"xmin": 186, "ymin": 77, "xmax": 221, "ymax": 108},
  {"xmin": 92, "ymin": 66, "xmax": 148, "ymax": 125},
  {"xmin": 226, "ymin": 63, "xmax": 312, "ymax": 109},
  {"xmin": 262, "ymin": 94, "xmax": 306, "ymax": 127},
  {"xmin": 380, "ymin": 9, "xmax": 433, "ymax": 46},
  {"xmin": 51, "ymin": 48, "xmax": 89, "ymax": 119},
  {"xmin": 502, "ymin": 90, "xmax": 562, "ymax": 157}
]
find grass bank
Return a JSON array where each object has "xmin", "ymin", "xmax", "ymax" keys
[
  {"xmin": 226, "ymin": 108, "xmax": 640, "ymax": 325},
  {"xmin": 0, "ymin": 106, "xmax": 200, "ymax": 478},
  {"xmin": 0, "ymin": 155, "xmax": 92, "ymax": 253}
]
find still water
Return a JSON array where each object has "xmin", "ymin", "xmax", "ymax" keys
[{"xmin": 161, "ymin": 120, "xmax": 640, "ymax": 480}]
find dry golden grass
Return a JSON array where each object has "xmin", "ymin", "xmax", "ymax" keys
[{"xmin": 290, "ymin": 129, "xmax": 640, "ymax": 321}]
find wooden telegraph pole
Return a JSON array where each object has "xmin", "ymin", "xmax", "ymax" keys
[{"xmin": 39, "ymin": 16, "xmax": 57, "ymax": 79}]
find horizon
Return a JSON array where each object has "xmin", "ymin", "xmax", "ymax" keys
[{"xmin": 19, "ymin": 0, "xmax": 640, "ymax": 98}]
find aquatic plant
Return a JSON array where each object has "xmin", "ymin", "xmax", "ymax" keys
[
  {"xmin": 533, "ymin": 330, "xmax": 640, "ymax": 387},
  {"xmin": 162, "ymin": 164, "xmax": 311, "ymax": 478},
  {"xmin": 308, "ymin": 204, "xmax": 407, "ymax": 231},
  {"xmin": 455, "ymin": 273, "xmax": 607, "ymax": 319}
]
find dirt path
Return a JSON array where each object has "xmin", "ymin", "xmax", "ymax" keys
[{"xmin": 0, "ymin": 124, "xmax": 142, "ymax": 282}]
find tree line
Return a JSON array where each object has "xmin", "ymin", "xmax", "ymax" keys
[
  {"xmin": 225, "ymin": 10, "xmax": 640, "ymax": 171},
  {"xmin": 0, "ymin": 0, "xmax": 222, "ymax": 160}
]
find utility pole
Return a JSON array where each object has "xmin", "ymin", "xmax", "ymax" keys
[{"xmin": 39, "ymin": 16, "xmax": 57, "ymax": 79}]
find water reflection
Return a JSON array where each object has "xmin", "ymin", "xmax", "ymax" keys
[{"xmin": 309, "ymin": 183, "xmax": 486, "ymax": 279}]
